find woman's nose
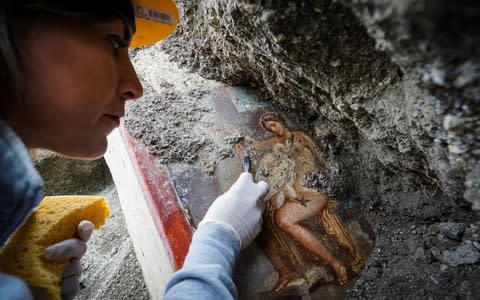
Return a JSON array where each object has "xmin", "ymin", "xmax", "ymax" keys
[{"xmin": 118, "ymin": 55, "xmax": 143, "ymax": 101}]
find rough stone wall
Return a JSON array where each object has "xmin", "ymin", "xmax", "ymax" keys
[
  {"xmin": 160, "ymin": 0, "xmax": 479, "ymax": 210},
  {"xmin": 150, "ymin": 0, "xmax": 479, "ymax": 298},
  {"xmin": 343, "ymin": 0, "xmax": 480, "ymax": 210}
]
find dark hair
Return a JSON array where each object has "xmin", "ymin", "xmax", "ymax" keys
[
  {"xmin": 0, "ymin": 2, "xmax": 23, "ymax": 119},
  {"xmin": 0, "ymin": 0, "xmax": 135, "ymax": 119},
  {"xmin": 259, "ymin": 112, "xmax": 285, "ymax": 131}
]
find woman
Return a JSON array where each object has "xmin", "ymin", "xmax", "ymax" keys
[
  {"xmin": 1, "ymin": 1, "xmax": 268, "ymax": 299},
  {"xmin": 245, "ymin": 112, "xmax": 364, "ymax": 288}
]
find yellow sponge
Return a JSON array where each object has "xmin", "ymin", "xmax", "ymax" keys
[{"xmin": 0, "ymin": 195, "xmax": 110, "ymax": 300}]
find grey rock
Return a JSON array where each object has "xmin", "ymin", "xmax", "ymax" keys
[
  {"xmin": 464, "ymin": 167, "xmax": 480, "ymax": 210},
  {"xmin": 473, "ymin": 241, "xmax": 480, "ymax": 251},
  {"xmin": 422, "ymin": 206, "xmax": 442, "ymax": 221},
  {"xmin": 430, "ymin": 247, "xmax": 443, "ymax": 262},
  {"xmin": 438, "ymin": 222, "xmax": 466, "ymax": 241},
  {"xmin": 364, "ymin": 267, "xmax": 382, "ymax": 281},
  {"xmin": 464, "ymin": 224, "xmax": 480, "ymax": 242},
  {"xmin": 413, "ymin": 247, "xmax": 426, "ymax": 262},
  {"xmin": 442, "ymin": 241, "xmax": 480, "ymax": 266}
]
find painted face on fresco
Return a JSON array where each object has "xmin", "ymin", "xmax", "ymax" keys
[
  {"xmin": 10, "ymin": 14, "xmax": 143, "ymax": 158},
  {"xmin": 265, "ymin": 120, "xmax": 286, "ymax": 136}
]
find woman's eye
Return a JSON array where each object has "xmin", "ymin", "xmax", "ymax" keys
[{"xmin": 106, "ymin": 35, "xmax": 126, "ymax": 56}]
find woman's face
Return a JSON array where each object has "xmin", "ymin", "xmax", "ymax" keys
[
  {"xmin": 265, "ymin": 120, "xmax": 285, "ymax": 136},
  {"xmin": 9, "ymin": 14, "xmax": 143, "ymax": 158}
]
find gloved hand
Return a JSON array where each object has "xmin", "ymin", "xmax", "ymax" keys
[
  {"xmin": 199, "ymin": 172, "xmax": 269, "ymax": 249},
  {"xmin": 43, "ymin": 220, "xmax": 93, "ymax": 300}
]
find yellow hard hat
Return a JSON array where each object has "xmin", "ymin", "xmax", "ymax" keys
[{"xmin": 131, "ymin": 0, "xmax": 179, "ymax": 47}]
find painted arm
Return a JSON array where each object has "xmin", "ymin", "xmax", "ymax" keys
[{"xmin": 244, "ymin": 136, "xmax": 279, "ymax": 152}]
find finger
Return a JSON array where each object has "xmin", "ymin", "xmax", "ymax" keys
[
  {"xmin": 257, "ymin": 197, "xmax": 266, "ymax": 212},
  {"xmin": 60, "ymin": 276, "xmax": 80, "ymax": 300},
  {"xmin": 231, "ymin": 172, "xmax": 254, "ymax": 191},
  {"xmin": 30, "ymin": 287, "xmax": 51, "ymax": 299},
  {"xmin": 44, "ymin": 239, "xmax": 87, "ymax": 261},
  {"xmin": 252, "ymin": 221, "xmax": 262, "ymax": 240},
  {"xmin": 77, "ymin": 220, "xmax": 94, "ymax": 242},
  {"xmin": 256, "ymin": 181, "xmax": 269, "ymax": 197},
  {"xmin": 63, "ymin": 258, "xmax": 82, "ymax": 278},
  {"xmin": 239, "ymin": 172, "xmax": 253, "ymax": 181}
]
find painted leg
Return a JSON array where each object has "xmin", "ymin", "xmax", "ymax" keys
[
  {"xmin": 275, "ymin": 194, "xmax": 348, "ymax": 285},
  {"xmin": 258, "ymin": 202, "xmax": 302, "ymax": 293}
]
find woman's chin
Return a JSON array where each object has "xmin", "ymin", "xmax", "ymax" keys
[
  {"xmin": 80, "ymin": 141, "xmax": 108, "ymax": 159},
  {"xmin": 50, "ymin": 139, "xmax": 108, "ymax": 160}
]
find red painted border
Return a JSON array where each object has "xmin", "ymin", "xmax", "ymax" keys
[{"xmin": 119, "ymin": 125, "xmax": 192, "ymax": 270}]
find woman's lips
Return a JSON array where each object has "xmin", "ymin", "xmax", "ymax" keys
[{"xmin": 104, "ymin": 114, "xmax": 121, "ymax": 127}]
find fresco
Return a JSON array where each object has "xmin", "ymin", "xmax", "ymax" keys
[
  {"xmin": 234, "ymin": 111, "xmax": 369, "ymax": 297},
  {"xmin": 169, "ymin": 87, "xmax": 375, "ymax": 299}
]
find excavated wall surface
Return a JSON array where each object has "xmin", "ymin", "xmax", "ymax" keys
[{"xmin": 126, "ymin": 0, "xmax": 479, "ymax": 298}]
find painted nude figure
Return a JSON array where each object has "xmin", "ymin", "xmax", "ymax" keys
[{"xmin": 242, "ymin": 112, "xmax": 364, "ymax": 292}]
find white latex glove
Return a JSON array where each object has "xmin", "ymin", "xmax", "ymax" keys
[
  {"xmin": 199, "ymin": 172, "xmax": 269, "ymax": 249},
  {"xmin": 43, "ymin": 220, "xmax": 93, "ymax": 300}
]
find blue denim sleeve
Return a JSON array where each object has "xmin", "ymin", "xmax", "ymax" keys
[
  {"xmin": 0, "ymin": 120, "xmax": 43, "ymax": 247},
  {"xmin": 0, "ymin": 121, "xmax": 41, "ymax": 299},
  {"xmin": 164, "ymin": 223, "xmax": 241, "ymax": 300},
  {"xmin": 0, "ymin": 273, "xmax": 33, "ymax": 300}
]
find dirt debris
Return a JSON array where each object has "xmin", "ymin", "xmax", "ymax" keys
[
  {"xmin": 125, "ymin": 49, "xmax": 244, "ymax": 174},
  {"xmin": 124, "ymin": 84, "xmax": 211, "ymax": 164},
  {"xmin": 255, "ymin": 150, "xmax": 297, "ymax": 201}
]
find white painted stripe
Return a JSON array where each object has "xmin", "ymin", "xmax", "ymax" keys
[{"xmin": 105, "ymin": 129, "xmax": 174, "ymax": 299}]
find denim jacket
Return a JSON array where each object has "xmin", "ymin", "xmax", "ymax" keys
[
  {"xmin": 0, "ymin": 120, "xmax": 43, "ymax": 246},
  {"xmin": 164, "ymin": 224, "xmax": 240, "ymax": 299},
  {"xmin": 0, "ymin": 120, "xmax": 42, "ymax": 300}
]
